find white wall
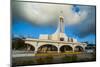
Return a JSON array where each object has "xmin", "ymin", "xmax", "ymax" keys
[{"xmin": 0, "ymin": 0, "xmax": 99, "ymax": 67}]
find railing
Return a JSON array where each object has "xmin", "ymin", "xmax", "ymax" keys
[
  {"xmin": 24, "ymin": 38, "xmax": 82, "ymax": 44},
  {"xmin": 12, "ymin": 50, "xmax": 95, "ymax": 57},
  {"xmin": 12, "ymin": 50, "xmax": 35, "ymax": 54},
  {"xmin": 12, "ymin": 50, "xmax": 36, "ymax": 57}
]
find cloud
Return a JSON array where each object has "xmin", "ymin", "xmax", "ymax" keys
[
  {"xmin": 12, "ymin": 1, "xmax": 88, "ymax": 26},
  {"xmin": 67, "ymin": 6, "xmax": 96, "ymax": 38},
  {"xmin": 12, "ymin": 1, "xmax": 96, "ymax": 38}
]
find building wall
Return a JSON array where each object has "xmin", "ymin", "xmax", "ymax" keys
[{"xmin": 24, "ymin": 39, "xmax": 87, "ymax": 53}]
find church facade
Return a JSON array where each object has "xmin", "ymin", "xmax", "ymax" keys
[{"xmin": 24, "ymin": 13, "xmax": 87, "ymax": 53}]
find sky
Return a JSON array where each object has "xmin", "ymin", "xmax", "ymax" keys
[{"xmin": 12, "ymin": 1, "xmax": 96, "ymax": 44}]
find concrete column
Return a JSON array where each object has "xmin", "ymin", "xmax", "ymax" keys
[
  {"xmin": 34, "ymin": 42, "xmax": 38, "ymax": 54},
  {"xmin": 83, "ymin": 47, "xmax": 86, "ymax": 52},
  {"xmin": 57, "ymin": 44, "xmax": 60, "ymax": 53},
  {"xmin": 34, "ymin": 47, "xmax": 38, "ymax": 54},
  {"xmin": 58, "ymin": 47, "xmax": 60, "ymax": 53},
  {"xmin": 73, "ymin": 47, "xmax": 75, "ymax": 52}
]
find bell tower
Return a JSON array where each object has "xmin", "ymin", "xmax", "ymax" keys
[
  {"xmin": 59, "ymin": 11, "xmax": 64, "ymax": 33},
  {"xmin": 59, "ymin": 11, "xmax": 65, "ymax": 41},
  {"xmin": 59, "ymin": 16, "xmax": 64, "ymax": 33},
  {"xmin": 51, "ymin": 11, "xmax": 68, "ymax": 41}
]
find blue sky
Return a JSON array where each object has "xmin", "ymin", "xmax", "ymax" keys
[{"xmin": 12, "ymin": 2, "xmax": 96, "ymax": 44}]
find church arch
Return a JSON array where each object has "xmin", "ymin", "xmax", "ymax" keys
[
  {"xmin": 24, "ymin": 43, "xmax": 35, "ymax": 51},
  {"xmin": 37, "ymin": 44, "xmax": 58, "ymax": 53},
  {"xmin": 60, "ymin": 45, "xmax": 73, "ymax": 52},
  {"xmin": 74, "ymin": 46, "xmax": 84, "ymax": 52}
]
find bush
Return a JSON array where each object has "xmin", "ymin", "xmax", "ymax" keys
[
  {"xmin": 36, "ymin": 58, "xmax": 45, "ymax": 64},
  {"xmin": 62, "ymin": 55, "xmax": 77, "ymax": 62},
  {"xmin": 45, "ymin": 55, "xmax": 53, "ymax": 63},
  {"xmin": 36, "ymin": 55, "xmax": 53, "ymax": 64}
]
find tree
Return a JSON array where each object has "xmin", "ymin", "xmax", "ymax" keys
[{"xmin": 12, "ymin": 37, "xmax": 25, "ymax": 50}]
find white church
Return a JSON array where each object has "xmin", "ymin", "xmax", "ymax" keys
[{"xmin": 24, "ymin": 12, "xmax": 87, "ymax": 53}]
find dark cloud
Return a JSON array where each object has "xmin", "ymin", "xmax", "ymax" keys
[
  {"xmin": 12, "ymin": 1, "xmax": 96, "ymax": 38},
  {"xmin": 70, "ymin": 6, "xmax": 96, "ymax": 38}
]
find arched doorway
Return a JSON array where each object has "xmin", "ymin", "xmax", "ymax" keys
[
  {"xmin": 74, "ymin": 46, "xmax": 84, "ymax": 52},
  {"xmin": 37, "ymin": 44, "xmax": 58, "ymax": 53},
  {"xmin": 60, "ymin": 45, "xmax": 73, "ymax": 52}
]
